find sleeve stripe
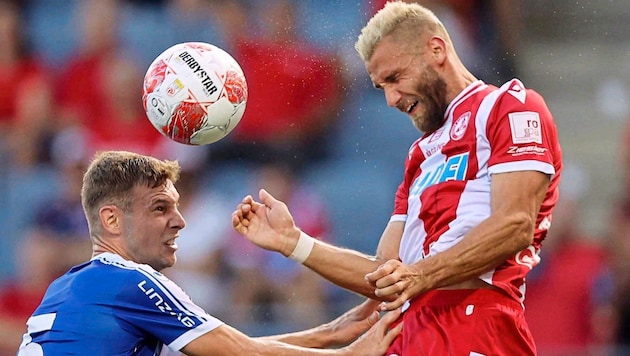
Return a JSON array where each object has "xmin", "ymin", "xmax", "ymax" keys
[{"xmin": 135, "ymin": 266, "xmax": 212, "ymax": 324}]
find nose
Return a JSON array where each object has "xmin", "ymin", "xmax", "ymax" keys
[
  {"xmin": 172, "ymin": 208, "xmax": 186, "ymax": 230},
  {"xmin": 383, "ymin": 85, "xmax": 402, "ymax": 108}
]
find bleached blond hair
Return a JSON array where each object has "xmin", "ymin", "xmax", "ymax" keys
[{"xmin": 355, "ymin": 1, "xmax": 449, "ymax": 62}]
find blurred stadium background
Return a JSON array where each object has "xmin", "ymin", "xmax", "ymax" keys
[{"xmin": 0, "ymin": 0, "xmax": 629, "ymax": 354}]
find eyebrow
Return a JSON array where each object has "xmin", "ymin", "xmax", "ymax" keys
[
  {"xmin": 373, "ymin": 71, "xmax": 398, "ymax": 90},
  {"xmin": 149, "ymin": 197, "xmax": 176, "ymax": 206}
]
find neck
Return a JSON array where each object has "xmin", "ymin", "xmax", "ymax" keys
[{"xmin": 446, "ymin": 64, "xmax": 477, "ymax": 103}]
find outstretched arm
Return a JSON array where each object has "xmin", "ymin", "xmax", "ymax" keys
[
  {"xmin": 260, "ymin": 299, "xmax": 380, "ymax": 348},
  {"xmin": 181, "ymin": 304, "xmax": 402, "ymax": 356},
  {"xmin": 232, "ymin": 189, "xmax": 403, "ymax": 298}
]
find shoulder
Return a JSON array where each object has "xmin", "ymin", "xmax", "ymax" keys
[
  {"xmin": 88, "ymin": 253, "xmax": 175, "ymax": 296},
  {"xmin": 492, "ymin": 79, "xmax": 551, "ymax": 115}
]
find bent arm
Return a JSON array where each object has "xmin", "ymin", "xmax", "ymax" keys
[
  {"xmin": 419, "ymin": 170, "xmax": 548, "ymax": 287},
  {"xmin": 232, "ymin": 189, "xmax": 404, "ymax": 299},
  {"xmin": 370, "ymin": 170, "xmax": 550, "ymax": 309}
]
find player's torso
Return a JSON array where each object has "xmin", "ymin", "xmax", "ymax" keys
[
  {"xmin": 19, "ymin": 261, "xmax": 166, "ymax": 355},
  {"xmin": 396, "ymin": 79, "xmax": 562, "ymax": 303},
  {"xmin": 399, "ymin": 81, "xmax": 495, "ymax": 263},
  {"xmin": 18, "ymin": 253, "xmax": 221, "ymax": 355}
]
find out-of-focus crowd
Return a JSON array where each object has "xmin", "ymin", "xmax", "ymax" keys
[{"xmin": 0, "ymin": 0, "xmax": 628, "ymax": 355}]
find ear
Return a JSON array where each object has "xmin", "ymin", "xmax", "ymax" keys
[
  {"xmin": 99, "ymin": 205, "xmax": 123, "ymax": 235},
  {"xmin": 427, "ymin": 36, "xmax": 447, "ymax": 65}
]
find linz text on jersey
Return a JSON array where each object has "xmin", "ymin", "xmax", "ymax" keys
[
  {"xmin": 178, "ymin": 51, "xmax": 218, "ymax": 96},
  {"xmin": 138, "ymin": 280, "xmax": 196, "ymax": 327}
]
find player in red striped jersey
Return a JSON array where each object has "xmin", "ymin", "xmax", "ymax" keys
[{"xmin": 233, "ymin": 1, "xmax": 562, "ymax": 355}]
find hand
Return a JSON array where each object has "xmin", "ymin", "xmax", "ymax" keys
[
  {"xmin": 365, "ymin": 260, "xmax": 426, "ymax": 311},
  {"xmin": 323, "ymin": 299, "xmax": 382, "ymax": 347},
  {"xmin": 343, "ymin": 307, "xmax": 402, "ymax": 356},
  {"xmin": 231, "ymin": 189, "xmax": 301, "ymax": 256}
]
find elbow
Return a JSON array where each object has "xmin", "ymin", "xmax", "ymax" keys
[{"xmin": 510, "ymin": 212, "xmax": 536, "ymax": 249}]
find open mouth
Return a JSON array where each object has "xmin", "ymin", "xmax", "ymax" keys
[
  {"xmin": 165, "ymin": 238, "xmax": 177, "ymax": 247},
  {"xmin": 406, "ymin": 101, "xmax": 418, "ymax": 114}
]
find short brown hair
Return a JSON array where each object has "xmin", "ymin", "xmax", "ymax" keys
[{"xmin": 81, "ymin": 151, "xmax": 181, "ymax": 234}]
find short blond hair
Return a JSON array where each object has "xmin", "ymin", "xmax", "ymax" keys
[{"xmin": 355, "ymin": 1, "xmax": 448, "ymax": 62}]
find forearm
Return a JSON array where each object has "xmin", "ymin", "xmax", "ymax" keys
[
  {"xmin": 419, "ymin": 212, "xmax": 533, "ymax": 290},
  {"xmin": 258, "ymin": 324, "xmax": 333, "ymax": 349},
  {"xmin": 184, "ymin": 324, "xmax": 347, "ymax": 355},
  {"xmin": 299, "ymin": 236, "xmax": 384, "ymax": 298}
]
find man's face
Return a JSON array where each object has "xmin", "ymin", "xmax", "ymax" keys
[
  {"xmin": 122, "ymin": 179, "xmax": 186, "ymax": 271},
  {"xmin": 366, "ymin": 36, "xmax": 448, "ymax": 134}
]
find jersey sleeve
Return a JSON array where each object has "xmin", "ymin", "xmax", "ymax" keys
[
  {"xmin": 115, "ymin": 267, "xmax": 223, "ymax": 352},
  {"xmin": 486, "ymin": 79, "xmax": 559, "ymax": 176}
]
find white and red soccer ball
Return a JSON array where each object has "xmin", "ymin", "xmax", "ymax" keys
[{"xmin": 142, "ymin": 42, "xmax": 248, "ymax": 145}]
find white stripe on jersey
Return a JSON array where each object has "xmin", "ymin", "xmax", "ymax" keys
[{"xmin": 95, "ymin": 253, "xmax": 222, "ymax": 352}]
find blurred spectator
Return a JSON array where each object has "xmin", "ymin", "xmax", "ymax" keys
[
  {"xmin": 0, "ymin": 129, "xmax": 91, "ymax": 354},
  {"xmin": 85, "ymin": 53, "xmax": 170, "ymax": 156},
  {"xmin": 524, "ymin": 163, "xmax": 614, "ymax": 355},
  {"xmin": 223, "ymin": 159, "xmax": 334, "ymax": 334},
  {"xmin": 0, "ymin": 0, "xmax": 56, "ymax": 168},
  {"xmin": 53, "ymin": 0, "xmax": 171, "ymax": 158},
  {"xmin": 609, "ymin": 113, "xmax": 630, "ymax": 352},
  {"xmin": 210, "ymin": 0, "xmax": 345, "ymax": 171},
  {"xmin": 54, "ymin": 0, "xmax": 121, "ymax": 126},
  {"xmin": 161, "ymin": 0, "xmax": 228, "ymax": 49}
]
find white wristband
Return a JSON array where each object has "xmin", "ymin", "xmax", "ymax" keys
[{"xmin": 288, "ymin": 231, "xmax": 315, "ymax": 264}]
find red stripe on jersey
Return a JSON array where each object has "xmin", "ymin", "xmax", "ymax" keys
[{"xmin": 391, "ymin": 79, "xmax": 562, "ymax": 304}]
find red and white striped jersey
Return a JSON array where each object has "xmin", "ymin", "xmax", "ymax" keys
[{"xmin": 390, "ymin": 79, "xmax": 563, "ymax": 304}]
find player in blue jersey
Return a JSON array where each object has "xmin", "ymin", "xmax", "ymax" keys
[{"xmin": 18, "ymin": 150, "xmax": 401, "ymax": 355}]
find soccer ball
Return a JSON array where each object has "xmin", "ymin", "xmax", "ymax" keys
[{"xmin": 142, "ymin": 42, "xmax": 248, "ymax": 145}]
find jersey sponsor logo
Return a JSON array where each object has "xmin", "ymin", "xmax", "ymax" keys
[
  {"xmin": 506, "ymin": 145, "xmax": 547, "ymax": 156},
  {"xmin": 424, "ymin": 142, "xmax": 446, "ymax": 157},
  {"xmin": 138, "ymin": 280, "xmax": 197, "ymax": 327},
  {"xmin": 508, "ymin": 112, "xmax": 542, "ymax": 144},
  {"xmin": 410, "ymin": 152, "xmax": 469, "ymax": 197},
  {"xmin": 450, "ymin": 111, "xmax": 470, "ymax": 141}
]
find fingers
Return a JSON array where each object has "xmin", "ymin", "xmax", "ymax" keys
[
  {"xmin": 364, "ymin": 260, "xmax": 398, "ymax": 286},
  {"xmin": 379, "ymin": 295, "xmax": 408, "ymax": 311},
  {"xmin": 232, "ymin": 195, "xmax": 257, "ymax": 232},
  {"xmin": 374, "ymin": 308, "xmax": 403, "ymax": 342},
  {"xmin": 378, "ymin": 307, "xmax": 401, "ymax": 326},
  {"xmin": 365, "ymin": 260, "xmax": 417, "ymax": 311},
  {"xmin": 385, "ymin": 319, "xmax": 403, "ymax": 343},
  {"xmin": 258, "ymin": 188, "xmax": 276, "ymax": 206},
  {"xmin": 352, "ymin": 298, "xmax": 382, "ymax": 319},
  {"xmin": 367, "ymin": 310, "xmax": 380, "ymax": 326}
]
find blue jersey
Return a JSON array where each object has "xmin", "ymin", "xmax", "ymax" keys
[{"xmin": 18, "ymin": 252, "xmax": 223, "ymax": 355}]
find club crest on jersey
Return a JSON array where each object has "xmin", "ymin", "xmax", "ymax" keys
[{"xmin": 450, "ymin": 112, "xmax": 470, "ymax": 141}]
